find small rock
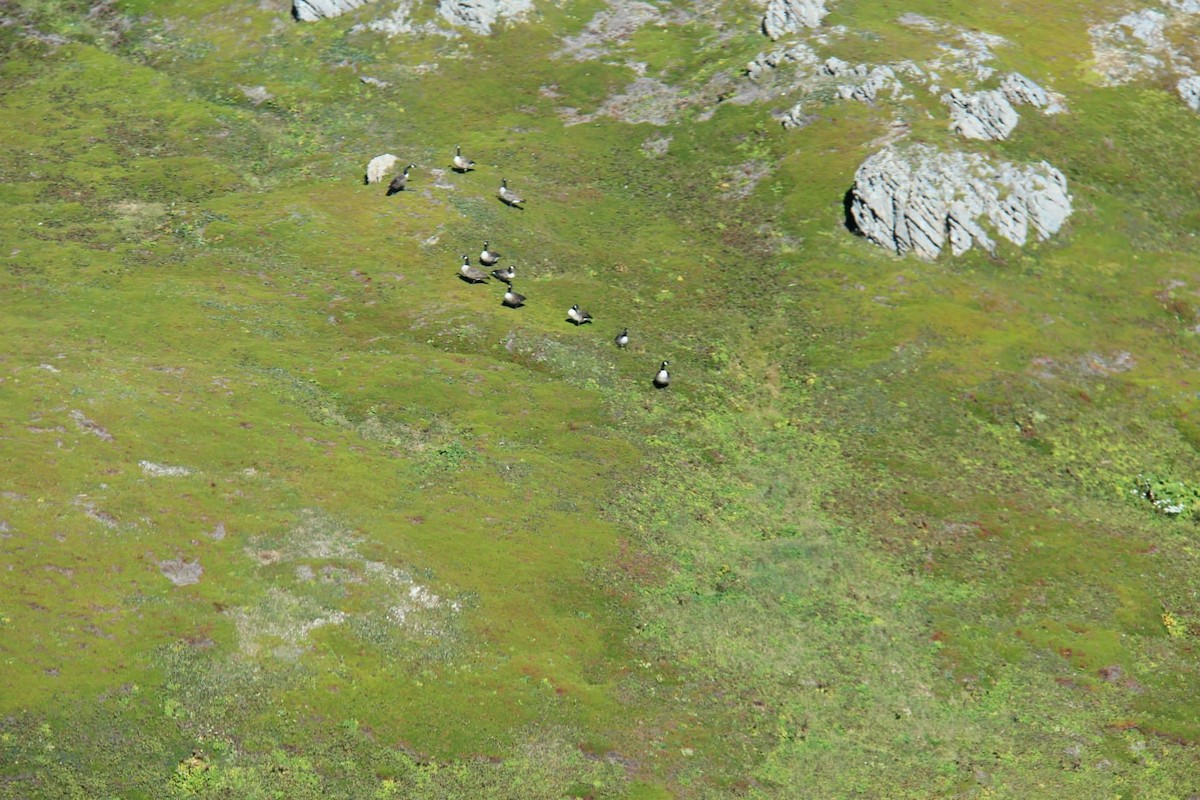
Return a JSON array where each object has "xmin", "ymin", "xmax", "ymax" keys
[
  {"xmin": 238, "ymin": 85, "xmax": 272, "ymax": 105},
  {"xmin": 1000, "ymin": 72, "xmax": 1057, "ymax": 111},
  {"xmin": 944, "ymin": 88, "xmax": 1019, "ymax": 140},
  {"xmin": 159, "ymin": 557, "xmax": 203, "ymax": 587},
  {"xmin": 293, "ymin": 0, "xmax": 375, "ymax": 21},
  {"xmin": 1178, "ymin": 75, "xmax": 1200, "ymax": 111},
  {"xmin": 209, "ymin": 522, "xmax": 226, "ymax": 541},
  {"xmin": 140, "ymin": 460, "xmax": 193, "ymax": 477},
  {"xmin": 641, "ymin": 135, "xmax": 672, "ymax": 157},
  {"xmin": 762, "ymin": 0, "xmax": 830, "ymax": 40},
  {"xmin": 365, "ymin": 153, "xmax": 399, "ymax": 184},
  {"xmin": 437, "ymin": 0, "xmax": 533, "ymax": 34},
  {"xmin": 70, "ymin": 410, "xmax": 113, "ymax": 442}
]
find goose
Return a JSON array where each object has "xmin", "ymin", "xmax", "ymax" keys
[
  {"xmin": 490, "ymin": 264, "xmax": 515, "ymax": 284},
  {"xmin": 498, "ymin": 178, "xmax": 525, "ymax": 208},
  {"xmin": 502, "ymin": 284, "xmax": 526, "ymax": 308},
  {"xmin": 458, "ymin": 255, "xmax": 489, "ymax": 283},
  {"xmin": 654, "ymin": 361, "xmax": 670, "ymax": 389},
  {"xmin": 615, "ymin": 328, "xmax": 629, "ymax": 348},
  {"xmin": 386, "ymin": 164, "xmax": 416, "ymax": 196},
  {"xmin": 479, "ymin": 241, "xmax": 501, "ymax": 266},
  {"xmin": 452, "ymin": 145, "xmax": 475, "ymax": 172},
  {"xmin": 567, "ymin": 304, "xmax": 592, "ymax": 325}
]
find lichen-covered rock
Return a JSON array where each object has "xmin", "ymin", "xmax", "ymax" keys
[
  {"xmin": 293, "ymin": 0, "xmax": 375, "ymax": 22},
  {"xmin": 762, "ymin": 0, "xmax": 830, "ymax": 40},
  {"xmin": 746, "ymin": 41, "xmax": 819, "ymax": 81},
  {"xmin": 438, "ymin": 0, "xmax": 534, "ymax": 34},
  {"xmin": 365, "ymin": 154, "xmax": 399, "ymax": 184},
  {"xmin": 849, "ymin": 144, "xmax": 1072, "ymax": 260},
  {"xmin": 822, "ymin": 58, "xmax": 901, "ymax": 103},
  {"xmin": 944, "ymin": 88, "xmax": 1019, "ymax": 140},
  {"xmin": 999, "ymin": 72, "xmax": 1058, "ymax": 111},
  {"xmin": 1178, "ymin": 75, "xmax": 1200, "ymax": 111}
]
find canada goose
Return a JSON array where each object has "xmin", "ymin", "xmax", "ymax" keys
[
  {"xmin": 567, "ymin": 304, "xmax": 592, "ymax": 325},
  {"xmin": 654, "ymin": 361, "xmax": 670, "ymax": 389},
  {"xmin": 498, "ymin": 179, "xmax": 525, "ymax": 208},
  {"xmin": 490, "ymin": 265, "xmax": 515, "ymax": 284},
  {"xmin": 459, "ymin": 255, "xmax": 489, "ymax": 283},
  {"xmin": 480, "ymin": 241, "xmax": 501, "ymax": 266},
  {"xmin": 386, "ymin": 164, "xmax": 416, "ymax": 196},
  {"xmin": 452, "ymin": 145, "xmax": 475, "ymax": 172},
  {"xmin": 615, "ymin": 328, "xmax": 629, "ymax": 348},
  {"xmin": 502, "ymin": 285, "xmax": 526, "ymax": 308}
]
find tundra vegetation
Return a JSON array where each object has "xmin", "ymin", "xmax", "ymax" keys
[{"xmin": 2, "ymin": 0, "xmax": 1200, "ymax": 796}]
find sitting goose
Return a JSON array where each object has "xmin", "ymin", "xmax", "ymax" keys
[
  {"xmin": 452, "ymin": 145, "xmax": 475, "ymax": 172},
  {"xmin": 615, "ymin": 328, "xmax": 629, "ymax": 348},
  {"xmin": 654, "ymin": 361, "xmax": 670, "ymax": 389},
  {"xmin": 479, "ymin": 241, "xmax": 501, "ymax": 266},
  {"xmin": 567, "ymin": 304, "xmax": 592, "ymax": 325},
  {"xmin": 458, "ymin": 255, "xmax": 489, "ymax": 283},
  {"xmin": 498, "ymin": 178, "xmax": 525, "ymax": 208},
  {"xmin": 386, "ymin": 164, "xmax": 416, "ymax": 195},
  {"xmin": 490, "ymin": 264, "xmax": 515, "ymax": 284},
  {"xmin": 502, "ymin": 284, "xmax": 526, "ymax": 308}
]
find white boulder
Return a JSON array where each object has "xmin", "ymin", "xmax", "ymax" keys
[{"xmin": 848, "ymin": 144, "xmax": 1073, "ymax": 260}]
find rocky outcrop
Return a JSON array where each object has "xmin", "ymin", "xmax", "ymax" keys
[
  {"xmin": 1178, "ymin": 75, "xmax": 1200, "ymax": 110},
  {"xmin": 849, "ymin": 144, "xmax": 1072, "ymax": 260},
  {"xmin": 293, "ymin": 0, "xmax": 375, "ymax": 22},
  {"xmin": 944, "ymin": 89, "xmax": 1019, "ymax": 140},
  {"xmin": 822, "ymin": 57, "xmax": 902, "ymax": 103},
  {"xmin": 746, "ymin": 41, "xmax": 819, "ymax": 81},
  {"xmin": 762, "ymin": 0, "xmax": 830, "ymax": 40},
  {"xmin": 365, "ymin": 154, "xmax": 400, "ymax": 184},
  {"xmin": 999, "ymin": 72, "xmax": 1067, "ymax": 113},
  {"xmin": 438, "ymin": 0, "xmax": 534, "ymax": 34},
  {"xmin": 1088, "ymin": 4, "xmax": 1200, "ymax": 86}
]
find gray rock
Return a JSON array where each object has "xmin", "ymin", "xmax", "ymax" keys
[
  {"xmin": 159, "ymin": 557, "xmax": 203, "ymax": 587},
  {"xmin": 944, "ymin": 88, "xmax": 1019, "ymax": 140},
  {"xmin": 1178, "ymin": 75, "xmax": 1200, "ymax": 111},
  {"xmin": 823, "ymin": 58, "xmax": 900, "ymax": 102},
  {"xmin": 239, "ymin": 85, "xmax": 273, "ymax": 105},
  {"xmin": 762, "ymin": 0, "xmax": 830, "ymax": 40},
  {"xmin": 556, "ymin": 0, "xmax": 661, "ymax": 61},
  {"xmin": 746, "ymin": 41, "xmax": 820, "ymax": 81},
  {"xmin": 293, "ymin": 0, "xmax": 375, "ymax": 22},
  {"xmin": 1000, "ymin": 72, "xmax": 1049, "ymax": 108},
  {"xmin": 438, "ymin": 0, "xmax": 533, "ymax": 34},
  {"xmin": 779, "ymin": 100, "xmax": 811, "ymax": 129},
  {"xmin": 849, "ymin": 144, "xmax": 1072, "ymax": 260}
]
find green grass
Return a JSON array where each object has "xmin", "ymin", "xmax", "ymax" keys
[{"xmin": 3, "ymin": 0, "xmax": 1200, "ymax": 796}]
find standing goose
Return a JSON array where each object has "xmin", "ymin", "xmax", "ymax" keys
[
  {"xmin": 498, "ymin": 178, "xmax": 525, "ymax": 208},
  {"xmin": 386, "ymin": 164, "xmax": 416, "ymax": 196},
  {"xmin": 502, "ymin": 284, "xmax": 526, "ymax": 308},
  {"xmin": 654, "ymin": 360, "xmax": 670, "ymax": 389},
  {"xmin": 491, "ymin": 264, "xmax": 515, "ymax": 284},
  {"xmin": 452, "ymin": 145, "xmax": 475, "ymax": 172},
  {"xmin": 479, "ymin": 241, "xmax": 501, "ymax": 266},
  {"xmin": 567, "ymin": 304, "xmax": 593, "ymax": 325},
  {"xmin": 458, "ymin": 255, "xmax": 490, "ymax": 283}
]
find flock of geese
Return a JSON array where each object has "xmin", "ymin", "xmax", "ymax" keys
[{"xmin": 383, "ymin": 145, "xmax": 671, "ymax": 390}]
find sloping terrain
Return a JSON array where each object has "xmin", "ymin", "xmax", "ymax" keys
[{"xmin": 2, "ymin": 0, "xmax": 1200, "ymax": 796}]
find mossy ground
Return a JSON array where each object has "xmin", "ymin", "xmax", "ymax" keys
[{"xmin": 2, "ymin": 0, "xmax": 1200, "ymax": 796}]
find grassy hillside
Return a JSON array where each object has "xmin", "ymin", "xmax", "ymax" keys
[{"xmin": 2, "ymin": 0, "xmax": 1200, "ymax": 796}]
